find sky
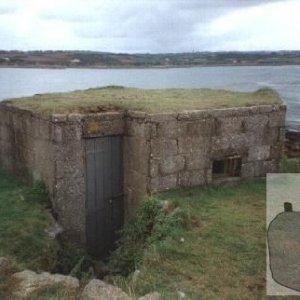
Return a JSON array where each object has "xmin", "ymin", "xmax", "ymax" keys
[{"xmin": 0, "ymin": 0, "xmax": 299, "ymax": 53}]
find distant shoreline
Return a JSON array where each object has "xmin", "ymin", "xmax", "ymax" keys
[
  {"xmin": 1, "ymin": 63, "xmax": 300, "ymax": 70},
  {"xmin": 2, "ymin": 50, "xmax": 300, "ymax": 70}
]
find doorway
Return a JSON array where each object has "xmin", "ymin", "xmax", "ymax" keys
[{"xmin": 85, "ymin": 136, "xmax": 123, "ymax": 258}]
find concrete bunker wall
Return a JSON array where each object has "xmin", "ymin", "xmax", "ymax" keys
[
  {"xmin": 0, "ymin": 103, "xmax": 286, "ymax": 248},
  {"xmin": 0, "ymin": 104, "xmax": 55, "ymax": 191},
  {"xmin": 124, "ymin": 105, "xmax": 286, "ymax": 208},
  {"xmin": 0, "ymin": 104, "xmax": 87, "ymax": 243}
]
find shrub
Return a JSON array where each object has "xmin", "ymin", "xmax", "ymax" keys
[{"xmin": 108, "ymin": 199, "xmax": 186, "ymax": 275}]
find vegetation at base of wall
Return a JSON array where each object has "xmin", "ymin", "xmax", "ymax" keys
[
  {"xmin": 280, "ymin": 155, "xmax": 300, "ymax": 173},
  {"xmin": 109, "ymin": 158, "xmax": 300, "ymax": 299},
  {"xmin": 51, "ymin": 240, "xmax": 91, "ymax": 279},
  {"xmin": 0, "ymin": 168, "xmax": 91, "ymax": 298},
  {"xmin": 0, "ymin": 169, "xmax": 59, "ymax": 271},
  {"xmin": 24, "ymin": 284, "xmax": 79, "ymax": 300},
  {"xmin": 0, "ymin": 169, "xmax": 57, "ymax": 298},
  {"xmin": 108, "ymin": 178, "xmax": 285, "ymax": 299},
  {"xmin": 8, "ymin": 86, "xmax": 281, "ymax": 114},
  {"xmin": 108, "ymin": 199, "xmax": 187, "ymax": 276},
  {"xmin": 1, "ymin": 158, "xmax": 300, "ymax": 299}
]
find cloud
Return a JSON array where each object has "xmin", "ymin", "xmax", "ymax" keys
[
  {"xmin": 0, "ymin": 0, "xmax": 298, "ymax": 52},
  {"xmin": 71, "ymin": 1, "xmax": 220, "ymax": 52},
  {"xmin": 0, "ymin": 2, "xmax": 18, "ymax": 15},
  {"xmin": 199, "ymin": 0, "xmax": 300, "ymax": 51},
  {"xmin": 71, "ymin": 0, "xmax": 298, "ymax": 53},
  {"xmin": 38, "ymin": 0, "xmax": 102, "ymax": 22}
]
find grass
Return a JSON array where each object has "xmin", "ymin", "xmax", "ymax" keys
[
  {"xmin": 6, "ymin": 86, "xmax": 281, "ymax": 114},
  {"xmin": 0, "ymin": 169, "xmax": 59, "ymax": 272},
  {"xmin": 0, "ymin": 168, "xmax": 61, "ymax": 298},
  {"xmin": 0, "ymin": 169, "xmax": 91, "ymax": 299},
  {"xmin": 108, "ymin": 199, "xmax": 186, "ymax": 276},
  {"xmin": 109, "ymin": 158, "xmax": 300, "ymax": 299},
  {"xmin": 109, "ymin": 181, "xmax": 268, "ymax": 299},
  {"xmin": 1, "ymin": 158, "xmax": 298, "ymax": 299},
  {"xmin": 23, "ymin": 284, "xmax": 79, "ymax": 300},
  {"xmin": 280, "ymin": 156, "xmax": 300, "ymax": 173}
]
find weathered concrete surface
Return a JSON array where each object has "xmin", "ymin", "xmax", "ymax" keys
[
  {"xmin": 0, "ymin": 104, "xmax": 86, "ymax": 243},
  {"xmin": 146, "ymin": 105, "xmax": 285, "ymax": 194},
  {"xmin": 0, "ymin": 104, "xmax": 55, "ymax": 197},
  {"xmin": 83, "ymin": 112, "xmax": 124, "ymax": 137},
  {"xmin": 0, "ymin": 102, "xmax": 286, "ymax": 247},
  {"xmin": 159, "ymin": 155, "xmax": 185, "ymax": 175}
]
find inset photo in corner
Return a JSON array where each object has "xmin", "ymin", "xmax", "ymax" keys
[{"xmin": 267, "ymin": 174, "xmax": 300, "ymax": 296}]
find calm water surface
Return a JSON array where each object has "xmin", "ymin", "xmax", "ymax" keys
[{"xmin": 0, "ymin": 65, "xmax": 299, "ymax": 129}]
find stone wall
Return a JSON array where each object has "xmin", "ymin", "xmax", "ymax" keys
[
  {"xmin": 124, "ymin": 104, "xmax": 286, "ymax": 198},
  {"xmin": 51, "ymin": 112, "xmax": 125, "ymax": 242},
  {"xmin": 123, "ymin": 111, "xmax": 151, "ymax": 219},
  {"xmin": 51, "ymin": 113, "xmax": 86, "ymax": 243},
  {"xmin": 0, "ymin": 104, "xmax": 86, "ymax": 242},
  {"xmin": 0, "ymin": 104, "xmax": 55, "ymax": 192},
  {"xmin": 0, "ymin": 102, "xmax": 286, "ymax": 244}
]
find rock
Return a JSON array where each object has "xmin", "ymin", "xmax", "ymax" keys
[
  {"xmin": 12, "ymin": 270, "xmax": 79, "ymax": 298},
  {"xmin": 177, "ymin": 291, "xmax": 186, "ymax": 298},
  {"xmin": 0, "ymin": 257, "xmax": 10, "ymax": 276},
  {"xmin": 138, "ymin": 291, "xmax": 161, "ymax": 300},
  {"xmin": 81, "ymin": 279, "xmax": 131, "ymax": 300}
]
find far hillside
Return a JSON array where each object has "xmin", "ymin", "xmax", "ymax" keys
[{"xmin": 1, "ymin": 50, "xmax": 300, "ymax": 68}]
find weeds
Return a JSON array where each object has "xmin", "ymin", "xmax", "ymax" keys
[
  {"xmin": 0, "ymin": 168, "xmax": 93, "ymax": 298},
  {"xmin": 1, "ymin": 157, "xmax": 299, "ymax": 299},
  {"xmin": 24, "ymin": 284, "xmax": 79, "ymax": 300},
  {"xmin": 280, "ymin": 156, "xmax": 300, "ymax": 173},
  {"xmin": 108, "ymin": 198, "xmax": 186, "ymax": 276},
  {"xmin": 0, "ymin": 169, "xmax": 59, "ymax": 271},
  {"xmin": 109, "ymin": 181, "xmax": 268, "ymax": 299}
]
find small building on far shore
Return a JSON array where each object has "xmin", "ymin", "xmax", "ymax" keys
[
  {"xmin": 70, "ymin": 58, "xmax": 81, "ymax": 65},
  {"xmin": 0, "ymin": 87, "xmax": 286, "ymax": 257}
]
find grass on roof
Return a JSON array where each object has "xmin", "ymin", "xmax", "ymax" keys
[{"xmin": 7, "ymin": 86, "xmax": 281, "ymax": 114}]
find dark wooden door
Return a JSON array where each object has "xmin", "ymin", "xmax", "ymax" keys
[{"xmin": 85, "ymin": 136, "xmax": 123, "ymax": 258}]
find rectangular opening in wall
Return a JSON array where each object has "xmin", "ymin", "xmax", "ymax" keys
[
  {"xmin": 212, "ymin": 156, "xmax": 242, "ymax": 178},
  {"xmin": 85, "ymin": 135, "xmax": 124, "ymax": 258}
]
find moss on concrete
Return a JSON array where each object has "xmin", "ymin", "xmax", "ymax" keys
[{"xmin": 7, "ymin": 86, "xmax": 281, "ymax": 115}]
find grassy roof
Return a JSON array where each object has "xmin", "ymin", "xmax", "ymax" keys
[{"xmin": 6, "ymin": 86, "xmax": 281, "ymax": 114}]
